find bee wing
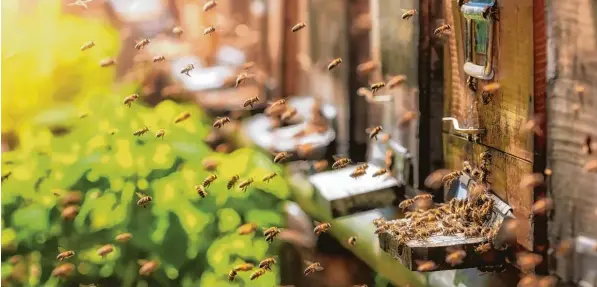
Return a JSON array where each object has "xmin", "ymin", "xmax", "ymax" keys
[
  {"xmin": 332, "ymin": 154, "xmax": 348, "ymax": 161},
  {"xmin": 137, "ymin": 259, "xmax": 149, "ymax": 266},
  {"xmin": 58, "ymin": 247, "xmax": 68, "ymax": 253},
  {"xmin": 304, "ymin": 260, "xmax": 314, "ymax": 266},
  {"xmin": 135, "ymin": 192, "xmax": 146, "ymax": 199},
  {"xmin": 365, "ymin": 127, "xmax": 374, "ymax": 134}
]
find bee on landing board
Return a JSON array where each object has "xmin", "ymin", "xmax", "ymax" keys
[
  {"xmin": 80, "ymin": 41, "xmax": 95, "ymax": 51},
  {"xmin": 304, "ymin": 261, "xmax": 324, "ymax": 276},
  {"xmin": 313, "ymin": 221, "xmax": 331, "ymax": 235},
  {"xmin": 123, "ymin": 94, "xmax": 139, "ymax": 107},
  {"xmin": 292, "ymin": 22, "xmax": 307, "ymax": 32},
  {"xmin": 135, "ymin": 38, "xmax": 150, "ymax": 50},
  {"xmin": 372, "ymin": 168, "xmax": 388, "ymax": 177},
  {"xmin": 366, "ymin": 126, "xmax": 383, "ymax": 140},
  {"xmin": 213, "ymin": 117, "xmax": 231, "ymax": 129},
  {"xmin": 136, "ymin": 192, "xmax": 152, "ymax": 208},
  {"xmin": 327, "ymin": 58, "xmax": 343, "ymax": 71},
  {"xmin": 332, "ymin": 155, "xmax": 352, "ymax": 169},
  {"xmin": 350, "ymin": 167, "xmax": 367, "ymax": 179},
  {"xmin": 401, "ymin": 9, "xmax": 418, "ymax": 20},
  {"xmin": 434, "ymin": 24, "xmax": 451, "ymax": 37},
  {"xmin": 56, "ymin": 248, "xmax": 75, "ymax": 261}
]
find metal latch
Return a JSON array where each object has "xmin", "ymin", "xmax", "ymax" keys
[
  {"xmin": 461, "ymin": 0, "xmax": 497, "ymax": 80},
  {"xmin": 443, "ymin": 117, "xmax": 485, "ymax": 135}
]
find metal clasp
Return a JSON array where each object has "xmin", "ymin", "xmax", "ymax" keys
[
  {"xmin": 442, "ymin": 117, "xmax": 485, "ymax": 135},
  {"xmin": 461, "ymin": 0, "xmax": 496, "ymax": 80}
]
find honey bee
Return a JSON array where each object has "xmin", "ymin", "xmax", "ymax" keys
[
  {"xmin": 475, "ymin": 242, "xmax": 491, "ymax": 253},
  {"xmin": 348, "ymin": 236, "xmax": 357, "ymax": 247},
  {"xmin": 373, "ymin": 218, "xmax": 387, "ymax": 226},
  {"xmin": 136, "ymin": 192, "xmax": 152, "ymax": 208},
  {"xmin": 434, "ymin": 24, "xmax": 451, "ymax": 36},
  {"xmin": 357, "ymin": 87, "xmax": 374, "ymax": 101},
  {"xmin": 584, "ymin": 159, "xmax": 597, "ymax": 172},
  {"xmin": 401, "ymin": 9, "xmax": 418, "ymax": 20},
  {"xmin": 172, "ymin": 26, "xmax": 184, "ymax": 36},
  {"xmin": 202, "ymin": 174, "xmax": 217, "ymax": 188},
  {"xmin": 234, "ymin": 263, "xmax": 254, "ymax": 272},
  {"xmin": 135, "ymin": 38, "xmax": 151, "ymax": 50},
  {"xmin": 52, "ymin": 263, "xmax": 75, "ymax": 278},
  {"xmin": 281, "ymin": 107, "xmax": 298, "ymax": 121},
  {"xmin": 372, "ymin": 168, "xmax": 388, "ymax": 177},
  {"xmin": 415, "ymin": 260, "xmax": 437, "ymax": 272},
  {"xmin": 304, "ymin": 261, "xmax": 324, "ymax": 276},
  {"xmin": 516, "ymin": 252, "xmax": 543, "ymax": 271},
  {"xmin": 313, "ymin": 160, "xmax": 329, "ymax": 172},
  {"xmin": 174, "ymin": 111, "xmax": 191, "ymax": 123},
  {"xmin": 374, "ymin": 224, "xmax": 389, "ymax": 235},
  {"xmin": 228, "ymin": 269, "xmax": 237, "ymax": 282},
  {"xmin": 133, "ymin": 126, "xmax": 150, "ymax": 136},
  {"xmin": 399, "ymin": 199, "xmax": 415, "ymax": 211},
  {"xmin": 97, "ymin": 244, "xmax": 114, "ymax": 258},
  {"xmin": 61, "ymin": 205, "xmax": 79, "ymax": 221},
  {"xmin": 123, "ymin": 94, "xmax": 139, "ymax": 107},
  {"xmin": 213, "ymin": 117, "xmax": 231, "ymax": 129},
  {"xmin": 196, "ymin": 184, "xmax": 208, "ymax": 198},
  {"xmin": 56, "ymin": 249, "xmax": 75, "ymax": 261},
  {"xmin": 532, "ymin": 198, "xmax": 553, "ymax": 215},
  {"xmin": 350, "ymin": 167, "xmax": 367, "ymax": 179},
  {"xmin": 259, "ymin": 257, "xmax": 277, "ymax": 270},
  {"xmin": 327, "ymin": 58, "xmax": 343, "ymax": 70},
  {"xmin": 80, "ymin": 41, "xmax": 95, "ymax": 51},
  {"xmin": 274, "ymin": 152, "xmax": 292, "ymax": 163},
  {"xmin": 314, "ymin": 221, "xmax": 331, "ymax": 235},
  {"xmin": 239, "ymin": 178, "xmax": 254, "ymax": 192},
  {"xmin": 442, "ymin": 170, "xmax": 462, "ymax": 187},
  {"xmin": 243, "ymin": 61, "xmax": 255, "ymax": 70},
  {"xmin": 262, "ymin": 172, "xmax": 278, "ymax": 182},
  {"xmin": 466, "ymin": 76, "xmax": 477, "ymax": 92},
  {"xmin": 414, "ymin": 194, "xmax": 433, "ymax": 201},
  {"xmin": 264, "ymin": 227, "xmax": 281, "ymax": 243},
  {"xmin": 424, "ymin": 169, "xmax": 450, "ymax": 189},
  {"xmin": 250, "ymin": 268, "xmax": 268, "ymax": 280},
  {"xmin": 481, "ymin": 83, "xmax": 500, "ymax": 105},
  {"xmin": 203, "ymin": 0, "xmax": 217, "ymax": 11},
  {"xmin": 237, "ymin": 222, "xmax": 258, "ymax": 235},
  {"xmin": 356, "ymin": 60, "xmax": 378, "ymax": 76},
  {"xmin": 398, "ymin": 111, "xmax": 417, "ymax": 128},
  {"xmin": 520, "ymin": 118, "xmax": 544, "ymax": 137},
  {"xmin": 387, "ymin": 75, "xmax": 407, "ymax": 89},
  {"xmin": 100, "ymin": 57, "xmax": 116, "ymax": 67},
  {"xmin": 138, "ymin": 260, "xmax": 159, "ymax": 276},
  {"xmin": 243, "ymin": 96, "xmax": 260, "ymax": 108},
  {"xmin": 155, "ymin": 129, "xmax": 166, "ymax": 139},
  {"xmin": 115, "ymin": 232, "xmax": 133, "ymax": 242},
  {"xmin": 235, "ymin": 72, "xmax": 251, "ymax": 87},
  {"xmin": 582, "ymin": 135, "xmax": 593, "ymax": 155},
  {"xmin": 153, "ymin": 55, "xmax": 166, "ymax": 62},
  {"xmin": 1, "ymin": 171, "xmax": 12, "ymax": 183},
  {"xmin": 292, "ymin": 22, "xmax": 307, "ymax": 32},
  {"xmin": 227, "ymin": 175, "xmax": 240, "ymax": 190},
  {"xmin": 332, "ymin": 156, "xmax": 352, "ymax": 169},
  {"xmin": 370, "ymin": 82, "xmax": 385, "ymax": 93},
  {"xmin": 204, "ymin": 26, "xmax": 217, "ymax": 35},
  {"xmin": 366, "ymin": 126, "xmax": 383, "ymax": 140},
  {"xmin": 180, "ymin": 64, "xmax": 195, "ymax": 77}
]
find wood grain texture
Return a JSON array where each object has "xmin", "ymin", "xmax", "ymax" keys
[{"xmin": 443, "ymin": 134, "xmax": 534, "ymax": 250}]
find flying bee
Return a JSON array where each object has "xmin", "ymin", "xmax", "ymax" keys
[
  {"xmin": 213, "ymin": 117, "xmax": 231, "ymax": 129},
  {"xmin": 243, "ymin": 96, "xmax": 260, "ymax": 108},
  {"xmin": 332, "ymin": 155, "xmax": 352, "ymax": 169},
  {"xmin": 398, "ymin": 111, "xmax": 417, "ymax": 128},
  {"xmin": 262, "ymin": 172, "xmax": 278, "ymax": 182},
  {"xmin": 228, "ymin": 269, "xmax": 237, "ymax": 282},
  {"xmin": 481, "ymin": 82, "xmax": 500, "ymax": 104},
  {"xmin": 250, "ymin": 268, "xmax": 267, "ymax": 280},
  {"xmin": 445, "ymin": 248, "xmax": 466, "ymax": 266},
  {"xmin": 516, "ymin": 252, "xmax": 543, "ymax": 272},
  {"xmin": 80, "ymin": 41, "xmax": 95, "ymax": 51},
  {"xmin": 227, "ymin": 175, "xmax": 240, "ymax": 190},
  {"xmin": 135, "ymin": 38, "xmax": 151, "ymax": 50},
  {"xmin": 202, "ymin": 174, "xmax": 217, "ymax": 188},
  {"xmin": 264, "ymin": 226, "xmax": 281, "ymax": 242},
  {"xmin": 387, "ymin": 75, "xmax": 407, "ymax": 89},
  {"xmin": 372, "ymin": 168, "xmax": 388, "ymax": 177},
  {"xmin": 584, "ymin": 159, "xmax": 597, "ymax": 172},
  {"xmin": 57, "ymin": 249, "xmax": 75, "ymax": 261},
  {"xmin": 415, "ymin": 260, "xmax": 437, "ymax": 272},
  {"xmin": 174, "ymin": 111, "xmax": 191, "ymax": 123},
  {"xmin": 356, "ymin": 60, "xmax": 379, "ymax": 76},
  {"xmin": 172, "ymin": 26, "xmax": 184, "ymax": 36},
  {"xmin": 348, "ymin": 236, "xmax": 357, "ymax": 247},
  {"xmin": 239, "ymin": 178, "xmax": 254, "ymax": 192},
  {"xmin": 370, "ymin": 82, "xmax": 385, "ymax": 93},
  {"xmin": 401, "ymin": 9, "xmax": 418, "ymax": 20},
  {"xmin": 97, "ymin": 244, "xmax": 114, "ymax": 258},
  {"xmin": 136, "ymin": 192, "xmax": 152, "ymax": 208},
  {"xmin": 259, "ymin": 257, "xmax": 277, "ymax": 270},
  {"xmin": 153, "ymin": 55, "xmax": 166, "ymax": 62},
  {"xmin": 234, "ymin": 263, "xmax": 254, "ymax": 272},
  {"xmin": 123, "ymin": 94, "xmax": 139, "ymax": 107},
  {"xmin": 475, "ymin": 242, "xmax": 491, "ymax": 254},
  {"xmin": 314, "ymin": 221, "xmax": 331, "ymax": 236},
  {"xmin": 237, "ymin": 222, "xmax": 258, "ymax": 235},
  {"xmin": 203, "ymin": 26, "xmax": 217, "ymax": 35},
  {"xmin": 235, "ymin": 72, "xmax": 252, "ymax": 87},
  {"xmin": 133, "ymin": 126, "xmax": 150, "ymax": 136},
  {"xmin": 327, "ymin": 58, "xmax": 343, "ymax": 70},
  {"xmin": 434, "ymin": 24, "xmax": 451, "ymax": 36},
  {"xmin": 203, "ymin": 0, "xmax": 217, "ymax": 11},
  {"xmin": 115, "ymin": 232, "xmax": 132, "ymax": 243},
  {"xmin": 100, "ymin": 57, "xmax": 116, "ymax": 67},
  {"xmin": 292, "ymin": 22, "xmax": 307, "ymax": 32},
  {"xmin": 138, "ymin": 260, "xmax": 159, "ymax": 276},
  {"xmin": 61, "ymin": 205, "xmax": 80, "ymax": 221},
  {"xmin": 366, "ymin": 126, "xmax": 383, "ymax": 140},
  {"xmin": 155, "ymin": 129, "xmax": 166, "ymax": 139},
  {"xmin": 1, "ymin": 171, "xmax": 12, "ymax": 183},
  {"xmin": 243, "ymin": 61, "xmax": 255, "ymax": 70},
  {"xmin": 399, "ymin": 199, "xmax": 415, "ymax": 211},
  {"xmin": 195, "ymin": 185, "xmax": 208, "ymax": 198},
  {"xmin": 52, "ymin": 263, "xmax": 75, "ymax": 278},
  {"xmin": 304, "ymin": 261, "xmax": 324, "ymax": 276},
  {"xmin": 274, "ymin": 152, "xmax": 292, "ymax": 163},
  {"xmin": 181, "ymin": 64, "xmax": 195, "ymax": 77},
  {"xmin": 532, "ymin": 198, "xmax": 553, "ymax": 215},
  {"xmin": 313, "ymin": 160, "xmax": 329, "ymax": 172},
  {"xmin": 281, "ymin": 107, "xmax": 298, "ymax": 121}
]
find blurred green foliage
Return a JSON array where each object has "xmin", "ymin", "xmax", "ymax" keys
[
  {"xmin": 1, "ymin": 0, "xmax": 120, "ymax": 134},
  {"xmin": 1, "ymin": 90, "xmax": 290, "ymax": 286}
]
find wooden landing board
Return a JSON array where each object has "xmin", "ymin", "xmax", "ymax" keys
[{"xmin": 443, "ymin": 133, "xmax": 533, "ymax": 250}]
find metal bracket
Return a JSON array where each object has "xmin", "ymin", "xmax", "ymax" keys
[
  {"xmin": 442, "ymin": 117, "xmax": 485, "ymax": 136},
  {"xmin": 461, "ymin": 0, "xmax": 496, "ymax": 80}
]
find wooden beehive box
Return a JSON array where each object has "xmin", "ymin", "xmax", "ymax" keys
[{"xmin": 379, "ymin": 174, "xmax": 515, "ymax": 272}]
